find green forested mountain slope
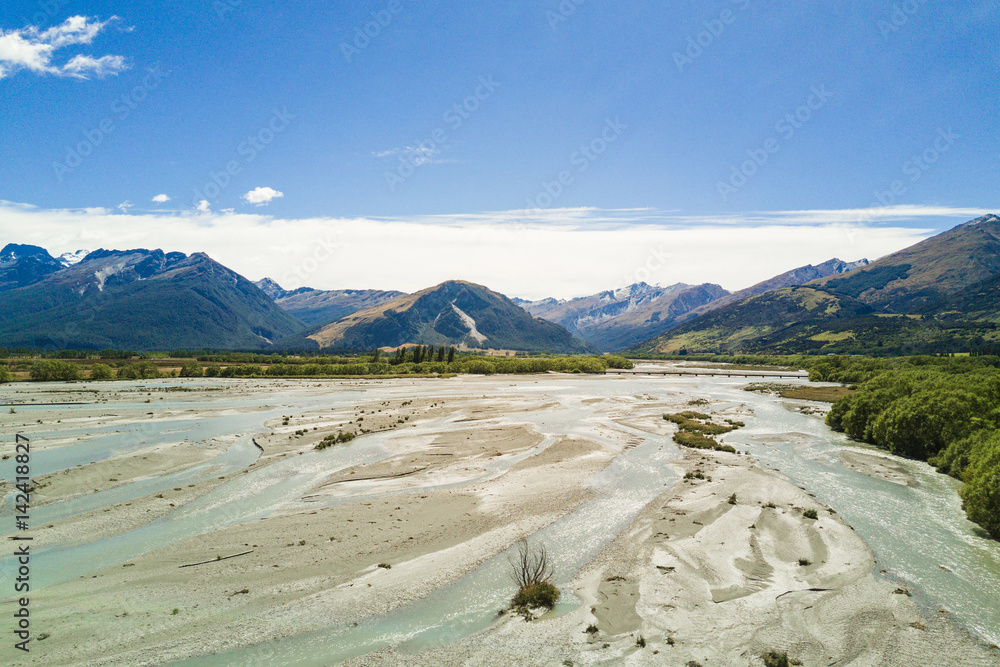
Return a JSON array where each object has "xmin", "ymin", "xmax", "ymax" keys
[{"xmin": 0, "ymin": 249, "xmax": 302, "ymax": 350}]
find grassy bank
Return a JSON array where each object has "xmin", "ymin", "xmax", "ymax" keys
[{"xmin": 0, "ymin": 352, "xmax": 633, "ymax": 383}]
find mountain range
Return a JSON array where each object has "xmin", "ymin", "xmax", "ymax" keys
[
  {"xmin": 3, "ymin": 214, "xmax": 997, "ymax": 354},
  {"xmin": 0, "ymin": 246, "xmax": 301, "ymax": 350},
  {"xmin": 516, "ymin": 282, "xmax": 728, "ymax": 351},
  {"xmin": 514, "ymin": 257, "xmax": 868, "ymax": 352},
  {"xmin": 253, "ymin": 278, "xmax": 403, "ymax": 326},
  {"xmin": 634, "ymin": 214, "xmax": 1000, "ymax": 355}
]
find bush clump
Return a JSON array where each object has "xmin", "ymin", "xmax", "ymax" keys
[
  {"xmin": 673, "ymin": 431, "xmax": 737, "ymax": 453},
  {"xmin": 511, "ymin": 581, "xmax": 560, "ymax": 609},
  {"xmin": 762, "ymin": 652, "xmax": 790, "ymax": 667},
  {"xmin": 315, "ymin": 431, "xmax": 356, "ymax": 450},
  {"xmin": 664, "ymin": 411, "xmax": 742, "ymax": 453},
  {"xmin": 508, "ymin": 539, "xmax": 560, "ymax": 615}
]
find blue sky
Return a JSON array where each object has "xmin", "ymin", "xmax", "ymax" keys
[{"xmin": 1, "ymin": 1, "xmax": 997, "ymax": 297}]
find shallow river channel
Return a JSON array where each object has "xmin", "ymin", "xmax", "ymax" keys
[{"xmin": 2, "ymin": 368, "xmax": 999, "ymax": 664}]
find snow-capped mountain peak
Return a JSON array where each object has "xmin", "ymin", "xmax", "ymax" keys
[{"xmin": 58, "ymin": 250, "xmax": 91, "ymax": 266}]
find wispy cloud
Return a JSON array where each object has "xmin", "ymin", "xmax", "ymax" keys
[
  {"xmin": 372, "ymin": 145, "xmax": 456, "ymax": 166},
  {"xmin": 2, "ymin": 202, "xmax": 983, "ymax": 299},
  {"xmin": 0, "ymin": 16, "xmax": 127, "ymax": 80}
]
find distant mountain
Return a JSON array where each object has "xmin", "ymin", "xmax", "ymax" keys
[
  {"xmin": 812, "ymin": 215, "xmax": 1000, "ymax": 312},
  {"xmin": 304, "ymin": 280, "xmax": 591, "ymax": 353},
  {"xmin": 255, "ymin": 278, "xmax": 405, "ymax": 326},
  {"xmin": 0, "ymin": 244, "xmax": 64, "ymax": 291},
  {"xmin": 0, "ymin": 248, "xmax": 303, "ymax": 350},
  {"xmin": 519, "ymin": 282, "xmax": 692, "ymax": 324},
  {"xmin": 679, "ymin": 258, "xmax": 869, "ymax": 322},
  {"xmin": 254, "ymin": 277, "xmax": 287, "ymax": 300},
  {"xmin": 634, "ymin": 215, "xmax": 1000, "ymax": 355},
  {"xmin": 517, "ymin": 282, "xmax": 729, "ymax": 352}
]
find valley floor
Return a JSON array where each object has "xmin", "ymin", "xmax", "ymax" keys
[{"xmin": 0, "ymin": 372, "xmax": 997, "ymax": 666}]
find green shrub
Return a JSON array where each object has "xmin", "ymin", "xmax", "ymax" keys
[
  {"xmin": 509, "ymin": 539, "xmax": 559, "ymax": 612},
  {"xmin": 672, "ymin": 431, "xmax": 737, "ymax": 453},
  {"xmin": 511, "ymin": 581, "xmax": 560, "ymax": 610},
  {"xmin": 464, "ymin": 359, "xmax": 496, "ymax": 375},
  {"xmin": 29, "ymin": 360, "xmax": 80, "ymax": 381},
  {"xmin": 315, "ymin": 431, "xmax": 356, "ymax": 450},
  {"xmin": 762, "ymin": 652, "xmax": 790, "ymax": 667},
  {"xmin": 803, "ymin": 509, "xmax": 818, "ymax": 520},
  {"xmin": 116, "ymin": 361, "xmax": 160, "ymax": 379}
]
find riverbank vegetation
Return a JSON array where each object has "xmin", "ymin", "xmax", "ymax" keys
[
  {"xmin": 507, "ymin": 539, "xmax": 559, "ymax": 618},
  {"xmin": 743, "ymin": 382, "xmax": 854, "ymax": 403},
  {"xmin": 663, "ymin": 411, "xmax": 743, "ymax": 453},
  {"xmin": 821, "ymin": 357, "xmax": 1000, "ymax": 539},
  {"xmin": 0, "ymin": 351, "xmax": 632, "ymax": 382}
]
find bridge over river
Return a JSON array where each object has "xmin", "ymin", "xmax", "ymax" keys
[{"xmin": 605, "ymin": 368, "xmax": 810, "ymax": 379}]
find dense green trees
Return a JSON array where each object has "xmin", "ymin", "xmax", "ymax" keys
[
  {"xmin": 957, "ymin": 431, "xmax": 1000, "ymax": 538},
  {"xmin": 6, "ymin": 351, "xmax": 632, "ymax": 382},
  {"xmin": 825, "ymin": 359, "xmax": 1000, "ymax": 538},
  {"xmin": 0, "ymin": 366, "xmax": 12, "ymax": 383},
  {"xmin": 252, "ymin": 354, "xmax": 631, "ymax": 377},
  {"xmin": 179, "ymin": 363, "xmax": 204, "ymax": 377},
  {"xmin": 89, "ymin": 363, "xmax": 114, "ymax": 380},
  {"xmin": 29, "ymin": 360, "xmax": 80, "ymax": 381}
]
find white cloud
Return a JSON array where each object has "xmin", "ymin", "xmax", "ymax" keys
[
  {"xmin": 151, "ymin": 194, "xmax": 170, "ymax": 203},
  {"xmin": 37, "ymin": 15, "xmax": 110, "ymax": 48},
  {"xmin": 116, "ymin": 200, "xmax": 132, "ymax": 212},
  {"xmin": 195, "ymin": 200, "xmax": 211, "ymax": 213},
  {"xmin": 0, "ymin": 16, "xmax": 127, "ymax": 80},
  {"xmin": 241, "ymin": 187, "xmax": 284, "ymax": 206},
  {"xmin": 61, "ymin": 53, "xmax": 127, "ymax": 79},
  {"xmin": 373, "ymin": 145, "xmax": 448, "ymax": 166},
  {"xmin": 1, "ymin": 202, "xmax": 987, "ymax": 300}
]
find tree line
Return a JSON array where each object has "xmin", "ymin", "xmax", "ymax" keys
[
  {"xmin": 2, "ymin": 355, "xmax": 633, "ymax": 383},
  {"xmin": 822, "ymin": 357, "xmax": 1000, "ymax": 539}
]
